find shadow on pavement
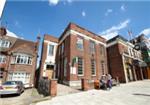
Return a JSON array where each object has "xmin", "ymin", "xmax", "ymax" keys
[
  {"xmin": 0, "ymin": 94, "xmax": 20, "ymax": 98},
  {"xmin": 133, "ymin": 93, "xmax": 150, "ymax": 97}
]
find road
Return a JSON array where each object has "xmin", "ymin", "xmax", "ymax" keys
[
  {"xmin": 36, "ymin": 80, "xmax": 150, "ymax": 105},
  {"xmin": 0, "ymin": 88, "xmax": 42, "ymax": 105}
]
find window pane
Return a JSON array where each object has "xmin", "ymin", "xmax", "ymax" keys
[
  {"xmin": 78, "ymin": 57, "xmax": 83, "ymax": 75},
  {"xmin": 76, "ymin": 37, "xmax": 83, "ymax": 50},
  {"xmin": 90, "ymin": 41, "xmax": 95, "ymax": 53},
  {"xmin": 61, "ymin": 43, "xmax": 64, "ymax": 54},
  {"xmin": 101, "ymin": 61, "xmax": 105, "ymax": 75},
  {"xmin": 91, "ymin": 59, "xmax": 96, "ymax": 75},
  {"xmin": 0, "ymin": 40, "xmax": 10, "ymax": 48},
  {"xmin": 100, "ymin": 45, "xmax": 105, "ymax": 55},
  {"xmin": 48, "ymin": 44, "xmax": 54, "ymax": 56},
  {"xmin": 13, "ymin": 54, "xmax": 32, "ymax": 65},
  {"xmin": 0, "ymin": 55, "xmax": 6, "ymax": 63}
]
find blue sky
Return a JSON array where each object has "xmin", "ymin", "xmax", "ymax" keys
[{"xmin": 1, "ymin": 0, "xmax": 150, "ymax": 41}]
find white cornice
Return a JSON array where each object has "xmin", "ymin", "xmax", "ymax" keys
[
  {"xmin": 44, "ymin": 40, "xmax": 58, "ymax": 45},
  {"xmin": 107, "ymin": 39, "xmax": 127, "ymax": 48},
  {"xmin": 59, "ymin": 29, "xmax": 106, "ymax": 46}
]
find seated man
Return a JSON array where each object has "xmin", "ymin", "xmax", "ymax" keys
[{"xmin": 99, "ymin": 75, "xmax": 107, "ymax": 90}]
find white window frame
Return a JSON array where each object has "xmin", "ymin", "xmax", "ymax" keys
[
  {"xmin": 0, "ymin": 55, "xmax": 6, "ymax": 63},
  {"xmin": 90, "ymin": 41, "xmax": 95, "ymax": 54},
  {"xmin": 76, "ymin": 37, "xmax": 84, "ymax": 51},
  {"xmin": 48, "ymin": 44, "xmax": 54, "ymax": 56},
  {"xmin": 77, "ymin": 57, "xmax": 84, "ymax": 76},
  {"xmin": 0, "ymin": 39, "xmax": 10, "ymax": 48},
  {"xmin": 12, "ymin": 53, "xmax": 32, "ymax": 65},
  {"xmin": 100, "ymin": 44, "xmax": 105, "ymax": 56},
  {"xmin": 101, "ymin": 61, "xmax": 105, "ymax": 75},
  {"xmin": 91, "ymin": 59, "xmax": 96, "ymax": 76}
]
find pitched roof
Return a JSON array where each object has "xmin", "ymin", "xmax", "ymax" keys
[
  {"xmin": 107, "ymin": 35, "xmax": 128, "ymax": 43},
  {"xmin": 59, "ymin": 22, "xmax": 106, "ymax": 43},
  {"xmin": 44, "ymin": 34, "xmax": 58, "ymax": 43}
]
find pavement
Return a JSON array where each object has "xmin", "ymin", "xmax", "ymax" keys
[
  {"xmin": 57, "ymin": 84, "xmax": 80, "ymax": 96},
  {"xmin": 0, "ymin": 88, "xmax": 43, "ymax": 105},
  {"xmin": 35, "ymin": 80, "xmax": 150, "ymax": 105}
]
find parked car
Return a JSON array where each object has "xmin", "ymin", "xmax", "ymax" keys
[{"xmin": 0, "ymin": 81, "xmax": 24, "ymax": 95}]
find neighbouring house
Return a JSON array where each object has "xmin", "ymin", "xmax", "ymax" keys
[
  {"xmin": 39, "ymin": 35, "xmax": 58, "ymax": 80},
  {"xmin": 131, "ymin": 34, "xmax": 150, "ymax": 79},
  {"xmin": 107, "ymin": 35, "xmax": 147, "ymax": 83},
  {"xmin": 0, "ymin": 27, "xmax": 39, "ymax": 87},
  {"xmin": 40, "ymin": 22, "xmax": 108, "ymax": 87}
]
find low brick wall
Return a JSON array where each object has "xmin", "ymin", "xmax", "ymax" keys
[
  {"xmin": 38, "ymin": 78, "xmax": 50, "ymax": 96},
  {"xmin": 38, "ymin": 78, "xmax": 57, "ymax": 97}
]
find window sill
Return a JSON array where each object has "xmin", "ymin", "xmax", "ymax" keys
[
  {"xmin": 92, "ymin": 75, "xmax": 96, "ymax": 77},
  {"xmin": 11, "ymin": 63, "xmax": 32, "ymax": 66},
  {"xmin": 78, "ymin": 75, "xmax": 84, "ymax": 76}
]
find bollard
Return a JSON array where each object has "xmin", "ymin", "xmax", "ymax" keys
[
  {"xmin": 81, "ymin": 78, "xmax": 89, "ymax": 91},
  {"xmin": 50, "ymin": 79, "xmax": 57, "ymax": 97},
  {"xmin": 94, "ymin": 79, "xmax": 100, "ymax": 89}
]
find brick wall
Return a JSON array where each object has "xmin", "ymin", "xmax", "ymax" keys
[
  {"xmin": 39, "ymin": 35, "xmax": 58, "ymax": 79},
  {"xmin": 107, "ymin": 43, "xmax": 126, "ymax": 82}
]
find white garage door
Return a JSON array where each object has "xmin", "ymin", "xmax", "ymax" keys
[{"xmin": 8, "ymin": 72, "xmax": 30, "ymax": 87}]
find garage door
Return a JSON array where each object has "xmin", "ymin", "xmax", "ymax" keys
[{"xmin": 8, "ymin": 72, "xmax": 30, "ymax": 86}]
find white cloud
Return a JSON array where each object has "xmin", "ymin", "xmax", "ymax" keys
[
  {"xmin": 99, "ymin": 19, "xmax": 130, "ymax": 40},
  {"xmin": 139, "ymin": 28, "xmax": 150, "ymax": 49},
  {"xmin": 81, "ymin": 11, "xmax": 86, "ymax": 17},
  {"xmin": 102, "ymin": 31, "xmax": 119, "ymax": 40},
  {"xmin": 139, "ymin": 28, "xmax": 150, "ymax": 36},
  {"xmin": 14, "ymin": 21, "xmax": 21, "ymax": 28},
  {"xmin": 121, "ymin": 4, "xmax": 126, "ymax": 11},
  {"xmin": 0, "ymin": 0, "xmax": 6, "ymax": 18},
  {"xmin": 48, "ymin": 0, "xmax": 59, "ymax": 6},
  {"xmin": 6, "ymin": 29, "xmax": 18, "ymax": 38},
  {"xmin": 105, "ymin": 9, "xmax": 113, "ymax": 16},
  {"xmin": 63, "ymin": 0, "xmax": 73, "ymax": 5},
  {"xmin": 67, "ymin": 0, "xmax": 73, "ymax": 3}
]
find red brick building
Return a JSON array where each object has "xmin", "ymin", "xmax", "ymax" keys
[
  {"xmin": 40, "ymin": 23, "xmax": 108, "ymax": 86},
  {"xmin": 107, "ymin": 35, "xmax": 147, "ymax": 83},
  {"xmin": 0, "ymin": 27, "xmax": 39, "ymax": 87},
  {"xmin": 39, "ymin": 35, "xmax": 58, "ymax": 79}
]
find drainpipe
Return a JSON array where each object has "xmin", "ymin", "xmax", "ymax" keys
[
  {"xmin": 132, "ymin": 65, "xmax": 137, "ymax": 81},
  {"xmin": 140, "ymin": 66, "xmax": 144, "ymax": 80}
]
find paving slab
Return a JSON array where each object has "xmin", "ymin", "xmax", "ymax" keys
[{"xmin": 35, "ymin": 80, "xmax": 150, "ymax": 105}]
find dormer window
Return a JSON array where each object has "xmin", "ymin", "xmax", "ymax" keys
[{"xmin": 0, "ymin": 39, "xmax": 10, "ymax": 48}]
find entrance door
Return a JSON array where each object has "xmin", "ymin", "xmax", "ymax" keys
[{"xmin": 126, "ymin": 66, "xmax": 134, "ymax": 82}]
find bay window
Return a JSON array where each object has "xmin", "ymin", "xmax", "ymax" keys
[
  {"xmin": 0, "ymin": 39, "xmax": 10, "ymax": 48},
  {"xmin": 12, "ymin": 53, "xmax": 32, "ymax": 65}
]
